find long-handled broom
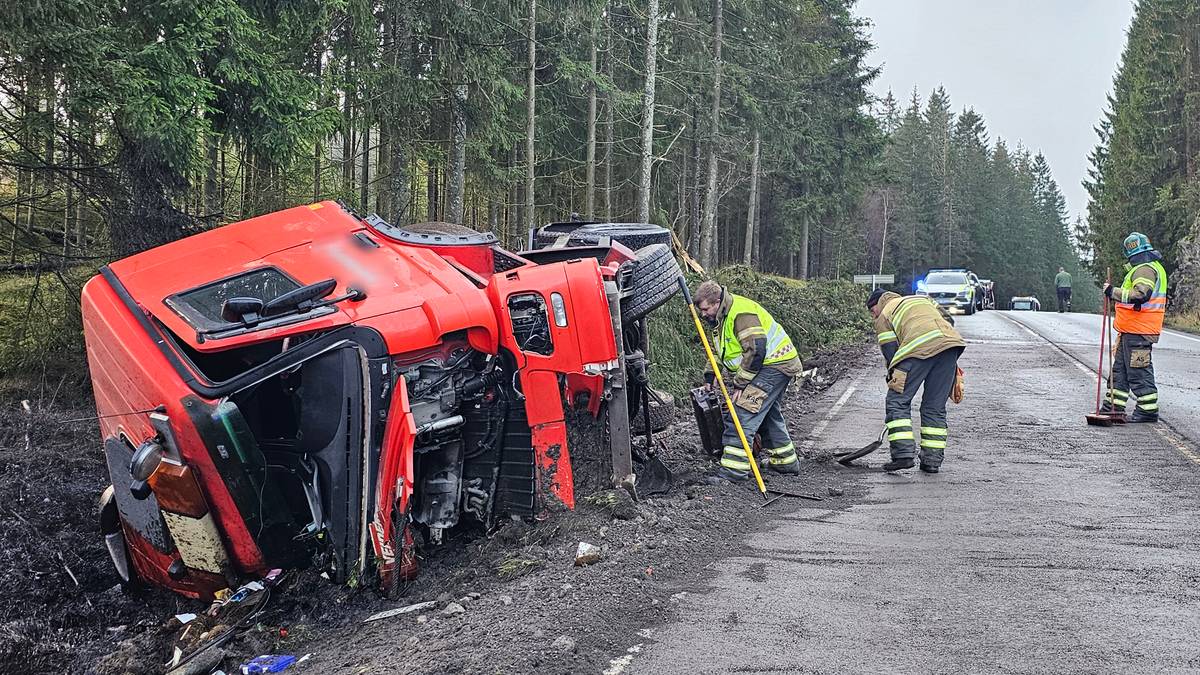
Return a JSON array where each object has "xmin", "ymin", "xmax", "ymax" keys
[{"xmin": 1086, "ymin": 268, "xmax": 1124, "ymax": 426}]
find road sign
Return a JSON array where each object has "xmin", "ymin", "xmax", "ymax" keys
[{"xmin": 853, "ymin": 274, "xmax": 894, "ymax": 289}]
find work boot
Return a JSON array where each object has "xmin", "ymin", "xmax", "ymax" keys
[
  {"xmin": 920, "ymin": 464, "xmax": 940, "ymax": 474},
  {"xmin": 881, "ymin": 457, "xmax": 915, "ymax": 472},
  {"xmin": 768, "ymin": 460, "xmax": 801, "ymax": 476},
  {"xmin": 1129, "ymin": 412, "xmax": 1158, "ymax": 423},
  {"xmin": 707, "ymin": 466, "xmax": 750, "ymax": 484}
]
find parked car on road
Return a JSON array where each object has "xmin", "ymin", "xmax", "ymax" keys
[
  {"xmin": 920, "ymin": 268, "xmax": 985, "ymax": 315},
  {"xmin": 1010, "ymin": 295, "xmax": 1041, "ymax": 311}
]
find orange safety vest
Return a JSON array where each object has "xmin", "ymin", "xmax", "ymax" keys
[{"xmin": 1114, "ymin": 260, "xmax": 1167, "ymax": 335}]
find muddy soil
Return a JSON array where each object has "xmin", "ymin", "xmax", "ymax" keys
[{"xmin": 0, "ymin": 343, "xmax": 871, "ymax": 674}]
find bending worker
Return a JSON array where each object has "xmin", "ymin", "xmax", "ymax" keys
[
  {"xmin": 866, "ymin": 288, "xmax": 965, "ymax": 473},
  {"xmin": 1101, "ymin": 232, "xmax": 1167, "ymax": 422},
  {"xmin": 693, "ymin": 281, "xmax": 803, "ymax": 481}
]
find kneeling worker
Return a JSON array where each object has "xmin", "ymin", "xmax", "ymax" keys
[
  {"xmin": 693, "ymin": 281, "xmax": 803, "ymax": 481},
  {"xmin": 866, "ymin": 289, "xmax": 965, "ymax": 472}
]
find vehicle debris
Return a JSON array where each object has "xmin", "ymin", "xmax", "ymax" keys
[
  {"xmin": 239, "ymin": 654, "xmax": 297, "ymax": 674},
  {"xmin": 363, "ymin": 601, "xmax": 437, "ymax": 623}
]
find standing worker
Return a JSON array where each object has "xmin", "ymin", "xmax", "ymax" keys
[
  {"xmin": 1101, "ymin": 232, "xmax": 1167, "ymax": 422},
  {"xmin": 1055, "ymin": 266, "xmax": 1073, "ymax": 313},
  {"xmin": 866, "ymin": 289, "xmax": 966, "ymax": 473},
  {"xmin": 693, "ymin": 281, "xmax": 804, "ymax": 481}
]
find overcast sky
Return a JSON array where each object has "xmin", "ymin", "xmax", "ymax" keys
[{"xmin": 855, "ymin": 0, "xmax": 1135, "ymax": 222}]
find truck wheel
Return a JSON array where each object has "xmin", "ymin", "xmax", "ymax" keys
[
  {"xmin": 965, "ymin": 301, "xmax": 976, "ymax": 316},
  {"xmin": 621, "ymin": 244, "xmax": 682, "ymax": 324},
  {"xmin": 632, "ymin": 390, "xmax": 676, "ymax": 434}
]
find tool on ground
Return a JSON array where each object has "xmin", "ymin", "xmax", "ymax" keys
[
  {"xmin": 635, "ymin": 381, "xmax": 674, "ymax": 495},
  {"xmin": 760, "ymin": 489, "xmax": 825, "ymax": 508},
  {"xmin": 1087, "ymin": 268, "xmax": 1125, "ymax": 427},
  {"xmin": 833, "ymin": 426, "xmax": 886, "ymax": 465},
  {"xmin": 678, "ymin": 277, "xmax": 768, "ymax": 497}
]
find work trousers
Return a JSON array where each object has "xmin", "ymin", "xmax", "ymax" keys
[
  {"xmin": 1056, "ymin": 287, "xmax": 1072, "ymax": 312},
  {"xmin": 719, "ymin": 367, "xmax": 797, "ymax": 475},
  {"xmin": 884, "ymin": 348, "xmax": 962, "ymax": 469},
  {"xmin": 1104, "ymin": 333, "xmax": 1158, "ymax": 419}
]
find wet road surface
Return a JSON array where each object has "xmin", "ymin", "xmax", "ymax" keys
[{"xmin": 625, "ymin": 310, "xmax": 1200, "ymax": 674}]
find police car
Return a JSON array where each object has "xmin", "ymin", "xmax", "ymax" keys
[{"xmin": 919, "ymin": 268, "xmax": 984, "ymax": 315}]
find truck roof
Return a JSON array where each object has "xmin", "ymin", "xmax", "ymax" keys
[{"xmin": 103, "ymin": 201, "xmax": 497, "ymax": 353}]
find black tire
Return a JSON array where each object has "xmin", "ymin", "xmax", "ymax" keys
[
  {"xmin": 621, "ymin": 244, "xmax": 682, "ymax": 324},
  {"xmin": 965, "ymin": 300, "xmax": 976, "ymax": 316},
  {"xmin": 632, "ymin": 390, "xmax": 676, "ymax": 434}
]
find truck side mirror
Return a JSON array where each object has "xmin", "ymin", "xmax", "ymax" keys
[{"xmin": 221, "ymin": 297, "xmax": 264, "ymax": 324}]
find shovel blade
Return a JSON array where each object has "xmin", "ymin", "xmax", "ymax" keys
[
  {"xmin": 636, "ymin": 456, "xmax": 674, "ymax": 496},
  {"xmin": 835, "ymin": 439, "xmax": 883, "ymax": 466}
]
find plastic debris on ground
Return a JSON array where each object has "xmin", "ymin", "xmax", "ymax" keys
[
  {"xmin": 364, "ymin": 601, "xmax": 438, "ymax": 623},
  {"xmin": 240, "ymin": 654, "xmax": 297, "ymax": 674}
]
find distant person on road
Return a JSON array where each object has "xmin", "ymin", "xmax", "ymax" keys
[
  {"xmin": 1055, "ymin": 267, "xmax": 1072, "ymax": 313},
  {"xmin": 1101, "ymin": 232, "xmax": 1167, "ymax": 423},
  {"xmin": 866, "ymin": 289, "xmax": 966, "ymax": 473},
  {"xmin": 693, "ymin": 281, "xmax": 803, "ymax": 481}
]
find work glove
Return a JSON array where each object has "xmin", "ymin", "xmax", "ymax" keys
[
  {"xmin": 703, "ymin": 371, "xmax": 715, "ymax": 386},
  {"xmin": 1103, "ymin": 284, "xmax": 1114, "ymax": 299}
]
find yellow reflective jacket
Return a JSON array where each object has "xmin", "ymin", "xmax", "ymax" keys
[{"xmin": 874, "ymin": 292, "xmax": 966, "ymax": 367}]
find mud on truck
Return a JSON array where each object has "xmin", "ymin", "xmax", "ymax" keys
[{"xmin": 84, "ymin": 202, "xmax": 681, "ymax": 599}]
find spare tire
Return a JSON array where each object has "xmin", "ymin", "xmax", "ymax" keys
[
  {"xmin": 632, "ymin": 390, "xmax": 676, "ymax": 434},
  {"xmin": 621, "ymin": 244, "xmax": 682, "ymax": 324}
]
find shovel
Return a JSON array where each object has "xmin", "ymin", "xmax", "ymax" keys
[
  {"xmin": 634, "ymin": 383, "xmax": 674, "ymax": 495},
  {"xmin": 833, "ymin": 426, "xmax": 885, "ymax": 465}
]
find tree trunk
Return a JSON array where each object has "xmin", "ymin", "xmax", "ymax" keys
[
  {"xmin": 427, "ymin": 165, "xmax": 439, "ymax": 221},
  {"xmin": 342, "ymin": 83, "xmax": 355, "ymax": 196},
  {"xmin": 524, "ymin": 0, "xmax": 538, "ymax": 233},
  {"xmin": 699, "ymin": 0, "xmax": 723, "ymax": 268},
  {"xmin": 447, "ymin": 83, "xmax": 468, "ymax": 223},
  {"xmin": 360, "ymin": 116, "xmax": 371, "ymax": 212},
  {"xmin": 798, "ymin": 209, "xmax": 810, "ymax": 279},
  {"xmin": 688, "ymin": 107, "xmax": 701, "ymax": 258},
  {"xmin": 636, "ymin": 0, "xmax": 661, "ymax": 224},
  {"xmin": 603, "ymin": 8, "xmax": 614, "ymax": 221},
  {"xmin": 742, "ymin": 128, "xmax": 760, "ymax": 266},
  {"xmin": 585, "ymin": 27, "xmax": 598, "ymax": 220},
  {"xmin": 205, "ymin": 133, "xmax": 219, "ymax": 224}
]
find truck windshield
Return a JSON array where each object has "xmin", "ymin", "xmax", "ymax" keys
[
  {"xmin": 926, "ymin": 273, "xmax": 967, "ymax": 286},
  {"xmin": 166, "ymin": 267, "xmax": 300, "ymax": 331}
]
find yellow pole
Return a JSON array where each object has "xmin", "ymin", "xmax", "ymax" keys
[{"xmin": 679, "ymin": 280, "xmax": 768, "ymax": 496}]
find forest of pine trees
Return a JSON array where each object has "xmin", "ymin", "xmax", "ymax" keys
[
  {"xmin": 1084, "ymin": 0, "xmax": 1200, "ymax": 318},
  {"xmin": 0, "ymin": 0, "xmax": 1103, "ymax": 372},
  {"xmin": 867, "ymin": 87, "xmax": 1096, "ymax": 309}
]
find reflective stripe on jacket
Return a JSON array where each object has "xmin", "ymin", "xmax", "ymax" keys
[
  {"xmin": 718, "ymin": 294, "xmax": 797, "ymax": 371},
  {"xmin": 1114, "ymin": 260, "xmax": 1166, "ymax": 335}
]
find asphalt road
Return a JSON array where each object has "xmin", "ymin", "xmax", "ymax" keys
[{"xmin": 623, "ymin": 310, "xmax": 1200, "ymax": 674}]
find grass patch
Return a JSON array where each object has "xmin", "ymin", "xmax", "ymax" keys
[
  {"xmin": 646, "ymin": 266, "xmax": 872, "ymax": 398},
  {"xmin": 1166, "ymin": 313, "xmax": 1200, "ymax": 334},
  {"xmin": 496, "ymin": 554, "xmax": 544, "ymax": 579},
  {"xmin": 0, "ymin": 266, "xmax": 95, "ymax": 380}
]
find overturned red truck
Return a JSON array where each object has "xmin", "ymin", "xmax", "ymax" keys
[{"xmin": 83, "ymin": 202, "xmax": 680, "ymax": 598}]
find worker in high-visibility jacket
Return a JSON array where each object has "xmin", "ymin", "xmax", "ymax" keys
[
  {"xmin": 1101, "ymin": 232, "xmax": 1167, "ymax": 422},
  {"xmin": 866, "ymin": 288, "xmax": 966, "ymax": 473},
  {"xmin": 693, "ymin": 281, "xmax": 804, "ymax": 481}
]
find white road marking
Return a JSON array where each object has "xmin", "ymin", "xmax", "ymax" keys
[
  {"xmin": 801, "ymin": 370, "xmax": 866, "ymax": 452},
  {"xmin": 1164, "ymin": 328, "xmax": 1200, "ymax": 344},
  {"xmin": 999, "ymin": 314, "xmax": 1095, "ymax": 377}
]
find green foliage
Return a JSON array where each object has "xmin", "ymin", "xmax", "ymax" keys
[
  {"xmin": 1084, "ymin": 0, "xmax": 1199, "ymax": 308},
  {"xmin": 647, "ymin": 267, "xmax": 871, "ymax": 398},
  {"xmin": 873, "ymin": 88, "xmax": 1100, "ymax": 311}
]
